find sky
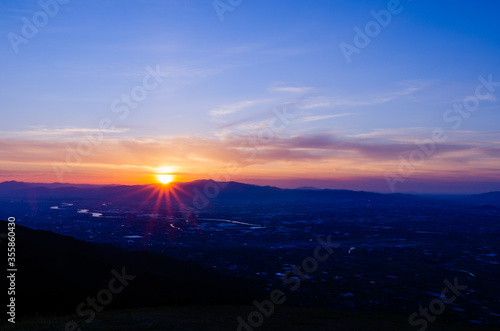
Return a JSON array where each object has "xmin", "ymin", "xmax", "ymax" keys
[{"xmin": 0, "ymin": 0, "xmax": 499, "ymax": 193}]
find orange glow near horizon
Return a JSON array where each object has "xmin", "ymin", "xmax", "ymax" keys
[
  {"xmin": 156, "ymin": 174, "xmax": 175, "ymax": 184},
  {"xmin": 154, "ymin": 166, "xmax": 177, "ymax": 185}
]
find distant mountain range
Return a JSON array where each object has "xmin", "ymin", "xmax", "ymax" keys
[
  {"xmin": 0, "ymin": 180, "xmax": 498, "ymax": 207},
  {"xmin": 295, "ymin": 186, "xmax": 322, "ymax": 190}
]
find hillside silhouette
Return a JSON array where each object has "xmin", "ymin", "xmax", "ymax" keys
[{"xmin": 1, "ymin": 220, "xmax": 263, "ymax": 319}]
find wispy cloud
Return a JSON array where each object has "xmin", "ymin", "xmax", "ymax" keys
[
  {"xmin": 269, "ymin": 86, "xmax": 314, "ymax": 94},
  {"xmin": 3, "ymin": 126, "xmax": 128, "ymax": 139},
  {"xmin": 1, "ymin": 128, "xmax": 499, "ymax": 184},
  {"xmin": 300, "ymin": 113, "xmax": 351, "ymax": 122},
  {"xmin": 297, "ymin": 81, "xmax": 431, "ymax": 110},
  {"xmin": 209, "ymin": 99, "xmax": 270, "ymax": 117}
]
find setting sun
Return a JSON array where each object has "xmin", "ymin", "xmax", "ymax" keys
[{"xmin": 156, "ymin": 174, "xmax": 175, "ymax": 184}]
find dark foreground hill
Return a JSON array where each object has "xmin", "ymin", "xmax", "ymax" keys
[
  {"xmin": 0, "ymin": 221, "xmax": 263, "ymax": 320},
  {"xmin": 5, "ymin": 305, "xmax": 498, "ymax": 331},
  {"xmin": 2, "ymin": 224, "xmax": 499, "ymax": 330}
]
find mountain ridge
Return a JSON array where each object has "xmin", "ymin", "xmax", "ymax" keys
[{"xmin": 0, "ymin": 180, "xmax": 498, "ymax": 207}]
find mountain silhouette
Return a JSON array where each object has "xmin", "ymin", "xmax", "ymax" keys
[
  {"xmin": 1, "ymin": 220, "xmax": 263, "ymax": 318},
  {"xmin": 0, "ymin": 180, "xmax": 497, "ymax": 208}
]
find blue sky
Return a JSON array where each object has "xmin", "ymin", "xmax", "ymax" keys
[{"xmin": 0, "ymin": 0, "xmax": 499, "ymax": 193}]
